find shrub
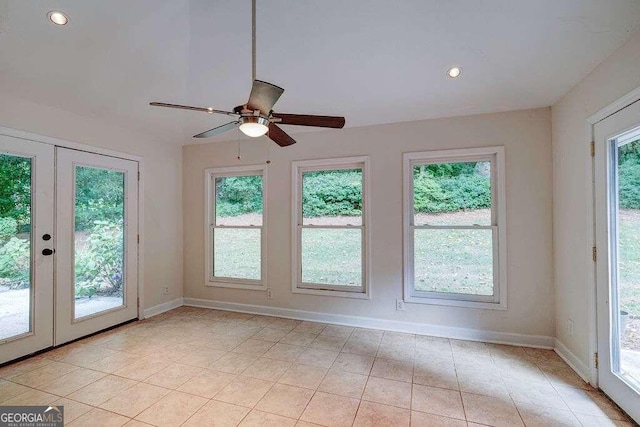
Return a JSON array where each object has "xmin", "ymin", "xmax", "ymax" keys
[
  {"xmin": 302, "ymin": 170, "xmax": 362, "ymax": 217},
  {"xmin": 75, "ymin": 220, "xmax": 124, "ymax": 298},
  {"xmin": 0, "ymin": 217, "xmax": 18, "ymax": 242},
  {"xmin": 0, "ymin": 236, "xmax": 30, "ymax": 289},
  {"xmin": 215, "ymin": 176, "xmax": 263, "ymax": 217},
  {"xmin": 619, "ymin": 156, "xmax": 640, "ymax": 209}
]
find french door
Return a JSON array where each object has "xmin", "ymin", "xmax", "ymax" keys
[
  {"xmin": 0, "ymin": 138, "xmax": 139, "ymax": 364},
  {"xmin": 594, "ymin": 99, "xmax": 640, "ymax": 423}
]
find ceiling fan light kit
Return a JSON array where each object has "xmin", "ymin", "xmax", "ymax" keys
[{"xmin": 149, "ymin": 0, "xmax": 345, "ymax": 147}]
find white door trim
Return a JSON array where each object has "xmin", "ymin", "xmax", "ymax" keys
[
  {"xmin": 0, "ymin": 125, "xmax": 145, "ymax": 321},
  {"xmin": 586, "ymin": 85, "xmax": 640, "ymax": 387}
]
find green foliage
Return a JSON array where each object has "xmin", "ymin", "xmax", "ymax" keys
[
  {"xmin": 619, "ymin": 141, "xmax": 640, "ymax": 209},
  {"xmin": 215, "ymin": 176, "xmax": 263, "ymax": 217},
  {"xmin": 75, "ymin": 221, "xmax": 124, "ymax": 298},
  {"xmin": 0, "ymin": 236, "xmax": 30, "ymax": 289},
  {"xmin": 0, "ymin": 155, "xmax": 31, "ymax": 229},
  {"xmin": 413, "ymin": 163, "xmax": 491, "ymax": 213},
  {"xmin": 302, "ymin": 170, "xmax": 362, "ymax": 217},
  {"xmin": 0, "ymin": 217, "xmax": 18, "ymax": 242},
  {"xmin": 75, "ymin": 167, "xmax": 124, "ymax": 231}
]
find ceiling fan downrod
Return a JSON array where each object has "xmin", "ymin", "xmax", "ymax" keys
[{"xmin": 252, "ymin": 0, "xmax": 256, "ymax": 83}]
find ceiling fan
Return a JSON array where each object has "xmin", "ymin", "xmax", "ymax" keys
[{"xmin": 149, "ymin": 0, "xmax": 345, "ymax": 147}]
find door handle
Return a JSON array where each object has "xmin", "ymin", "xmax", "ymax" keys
[{"xmin": 42, "ymin": 248, "xmax": 55, "ymax": 256}]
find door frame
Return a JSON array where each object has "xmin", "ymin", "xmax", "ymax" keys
[
  {"xmin": 587, "ymin": 86, "xmax": 640, "ymax": 387},
  {"xmin": 0, "ymin": 125, "xmax": 145, "ymax": 322}
]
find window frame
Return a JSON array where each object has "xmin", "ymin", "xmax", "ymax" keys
[
  {"xmin": 291, "ymin": 156, "xmax": 371, "ymax": 299},
  {"xmin": 205, "ymin": 164, "xmax": 267, "ymax": 291},
  {"xmin": 403, "ymin": 146, "xmax": 507, "ymax": 310}
]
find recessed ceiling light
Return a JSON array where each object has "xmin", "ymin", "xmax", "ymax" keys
[
  {"xmin": 48, "ymin": 11, "xmax": 69, "ymax": 26},
  {"xmin": 447, "ymin": 66, "xmax": 462, "ymax": 78}
]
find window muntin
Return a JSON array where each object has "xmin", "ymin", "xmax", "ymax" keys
[
  {"xmin": 207, "ymin": 168, "xmax": 265, "ymax": 288},
  {"xmin": 293, "ymin": 159, "xmax": 368, "ymax": 296},
  {"xmin": 404, "ymin": 148, "xmax": 505, "ymax": 307}
]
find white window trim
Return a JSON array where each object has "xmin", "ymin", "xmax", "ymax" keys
[
  {"xmin": 402, "ymin": 146, "xmax": 507, "ymax": 310},
  {"xmin": 205, "ymin": 164, "xmax": 267, "ymax": 291},
  {"xmin": 291, "ymin": 156, "xmax": 371, "ymax": 299}
]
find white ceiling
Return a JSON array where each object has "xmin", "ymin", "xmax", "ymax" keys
[{"xmin": 1, "ymin": 0, "xmax": 640, "ymax": 145}]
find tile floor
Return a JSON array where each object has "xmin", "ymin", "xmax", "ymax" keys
[{"xmin": 0, "ymin": 306, "xmax": 635, "ymax": 426}]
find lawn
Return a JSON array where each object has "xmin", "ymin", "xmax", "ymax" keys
[{"xmin": 619, "ymin": 209, "xmax": 640, "ymax": 317}]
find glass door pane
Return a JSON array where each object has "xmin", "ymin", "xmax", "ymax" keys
[
  {"xmin": 74, "ymin": 166, "xmax": 125, "ymax": 319},
  {"xmin": 613, "ymin": 129, "xmax": 640, "ymax": 390},
  {"xmin": 0, "ymin": 154, "xmax": 32, "ymax": 340}
]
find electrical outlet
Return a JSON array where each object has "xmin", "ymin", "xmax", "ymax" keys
[
  {"xmin": 163, "ymin": 286, "xmax": 169, "ymax": 295},
  {"xmin": 568, "ymin": 319, "xmax": 574, "ymax": 336},
  {"xmin": 396, "ymin": 299, "xmax": 405, "ymax": 311},
  {"xmin": 266, "ymin": 288, "xmax": 273, "ymax": 299}
]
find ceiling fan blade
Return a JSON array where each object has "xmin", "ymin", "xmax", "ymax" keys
[
  {"xmin": 271, "ymin": 113, "xmax": 345, "ymax": 128},
  {"xmin": 267, "ymin": 123, "xmax": 296, "ymax": 147},
  {"xmin": 150, "ymin": 102, "xmax": 237, "ymax": 116},
  {"xmin": 247, "ymin": 80, "xmax": 284, "ymax": 114},
  {"xmin": 193, "ymin": 121, "xmax": 240, "ymax": 138}
]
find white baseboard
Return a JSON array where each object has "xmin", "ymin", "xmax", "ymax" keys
[
  {"xmin": 143, "ymin": 298, "xmax": 184, "ymax": 318},
  {"xmin": 554, "ymin": 338, "xmax": 593, "ymax": 385},
  {"xmin": 183, "ymin": 298, "xmax": 555, "ymax": 348}
]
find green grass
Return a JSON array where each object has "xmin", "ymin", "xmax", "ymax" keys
[
  {"xmin": 414, "ymin": 228, "xmax": 493, "ymax": 295},
  {"xmin": 619, "ymin": 212, "xmax": 640, "ymax": 316},
  {"xmin": 301, "ymin": 228, "xmax": 361, "ymax": 286},
  {"xmin": 213, "ymin": 228, "xmax": 261, "ymax": 280}
]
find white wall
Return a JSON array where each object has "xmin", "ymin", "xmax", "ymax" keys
[
  {"xmin": 0, "ymin": 93, "xmax": 183, "ymax": 310},
  {"xmin": 552, "ymin": 31, "xmax": 640, "ymax": 372},
  {"xmin": 183, "ymin": 108, "xmax": 554, "ymax": 343}
]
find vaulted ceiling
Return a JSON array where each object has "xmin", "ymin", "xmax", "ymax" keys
[{"xmin": 1, "ymin": 0, "xmax": 640, "ymax": 144}]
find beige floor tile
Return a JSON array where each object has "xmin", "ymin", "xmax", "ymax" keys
[
  {"xmin": 182, "ymin": 400, "xmax": 250, "ymax": 427},
  {"xmin": 376, "ymin": 345, "xmax": 415, "ymax": 362},
  {"xmin": 264, "ymin": 343, "xmax": 306, "ymax": 362},
  {"xmin": 255, "ymin": 383, "xmax": 314, "ymax": 418},
  {"xmin": 0, "ymin": 356, "xmax": 53, "ymax": 379},
  {"xmin": 67, "ymin": 408, "xmax": 130, "ymax": 427},
  {"xmin": 371, "ymin": 358, "xmax": 413, "ymax": 382},
  {"xmin": 232, "ymin": 339, "xmax": 276, "ymax": 356},
  {"xmin": 203, "ymin": 334, "xmax": 247, "ymax": 351},
  {"xmin": 515, "ymin": 401, "xmax": 581, "ymax": 426},
  {"xmin": 51, "ymin": 397, "xmax": 93, "ymax": 423},
  {"xmin": 67, "ymin": 375, "xmax": 137, "ymax": 406},
  {"xmin": 413, "ymin": 365, "xmax": 458, "ymax": 390},
  {"xmin": 253, "ymin": 327, "xmax": 290, "ymax": 342},
  {"xmin": 310, "ymin": 335, "xmax": 347, "ymax": 351},
  {"xmin": 410, "ymin": 411, "xmax": 466, "ymax": 427},
  {"xmin": 135, "ymin": 390, "xmax": 208, "ymax": 426},
  {"xmin": 411, "ymin": 384, "xmax": 465, "ymax": 420},
  {"xmin": 269, "ymin": 318, "xmax": 301, "ymax": 331},
  {"xmin": 239, "ymin": 410, "xmax": 296, "ymax": 426},
  {"xmin": 462, "ymin": 392, "xmax": 524, "ymax": 426},
  {"xmin": 144, "ymin": 363, "xmax": 202, "ymax": 389},
  {"xmin": 353, "ymin": 400, "xmax": 410, "ymax": 427},
  {"xmin": 555, "ymin": 386, "xmax": 628, "ymax": 420},
  {"xmin": 342, "ymin": 337, "xmax": 381, "ymax": 357},
  {"xmin": 362, "ymin": 376, "xmax": 412, "ymax": 409},
  {"xmin": 295, "ymin": 421, "xmax": 324, "ymax": 427},
  {"xmin": 242, "ymin": 357, "xmax": 291, "ymax": 381},
  {"xmin": 177, "ymin": 369, "xmax": 236, "ymax": 398},
  {"xmin": 11, "ymin": 361, "xmax": 79, "ymax": 388},
  {"xmin": 296, "ymin": 348, "xmax": 339, "ymax": 368},
  {"xmin": 278, "ymin": 364, "xmax": 328, "ymax": 390},
  {"xmin": 179, "ymin": 348, "xmax": 228, "ymax": 368},
  {"xmin": 541, "ymin": 363, "xmax": 591, "ymax": 389},
  {"xmin": 0, "ymin": 380, "xmax": 31, "ymax": 402},
  {"xmin": 215, "ymin": 375, "xmax": 274, "ymax": 408},
  {"xmin": 331, "ymin": 353, "xmax": 374, "ymax": 375},
  {"xmin": 37, "ymin": 367, "xmax": 107, "ymax": 396},
  {"xmin": 457, "ymin": 375, "xmax": 510, "ymax": 399},
  {"xmin": 124, "ymin": 420, "xmax": 155, "ymax": 427},
  {"xmin": 415, "ymin": 335, "xmax": 451, "ymax": 351},
  {"xmin": 572, "ymin": 412, "xmax": 636, "ymax": 426},
  {"xmin": 321, "ymin": 325, "xmax": 354, "ymax": 338},
  {"xmin": 88, "ymin": 352, "xmax": 141, "ymax": 373},
  {"xmin": 281, "ymin": 331, "xmax": 318, "ymax": 347},
  {"xmin": 100, "ymin": 382, "xmax": 171, "ymax": 418},
  {"xmin": 113, "ymin": 356, "xmax": 172, "ymax": 381},
  {"xmin": 504, "ymin": 377, "xmax": 569, "ymax": 410},
  {"xmin": 293, "ymin": 322, "xmax": 327, "ymax": 334},
  {"xmin": 210, "ymin": 352, "xmax": 259, "ymax": 374},
  {"xmin": 1, "ymin": 388, "xmax": 57, "ymax": 405},
  {"xmin": 300, "ymin": 391, "xmax": 360, "ymax": 427},
  {"xmin": 318, "ymin": 371, "xmax": 367, "ymax": 399}
]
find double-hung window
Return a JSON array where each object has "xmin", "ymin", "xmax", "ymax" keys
[
  {"xmin": 292, "ymin": 157, "xmax": 370, "ymax": 298},
  {"xmin": 206, "ymin": 165, "xmax": 266, "ymax": 290},
  {"xmin": 403, "ymin": 147, "xmax": 506, "ymax": 309}
]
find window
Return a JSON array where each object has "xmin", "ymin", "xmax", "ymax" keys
[
  {"xmin": 403, "ymin": 147, "xmax": 506, "ymax": 309},
  {"xmin": 292, "ymin": 157, "xmax": 370, "ymax": 298},
  {"xmin": 206, "ymin": 165, "xmax": 266, "ymax": 290}
]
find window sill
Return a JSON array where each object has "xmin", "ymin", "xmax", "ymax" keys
[
  {"xmin": 404, "ymin": 295, "xmax": 506, "ymax": 310},
  {"xmin": 293, "ymin": 286, "xmax": 370, "ymax": 300},
  {"xmin": 207, "ymin": 280, "xmax": 266, "ymax": 291}
]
